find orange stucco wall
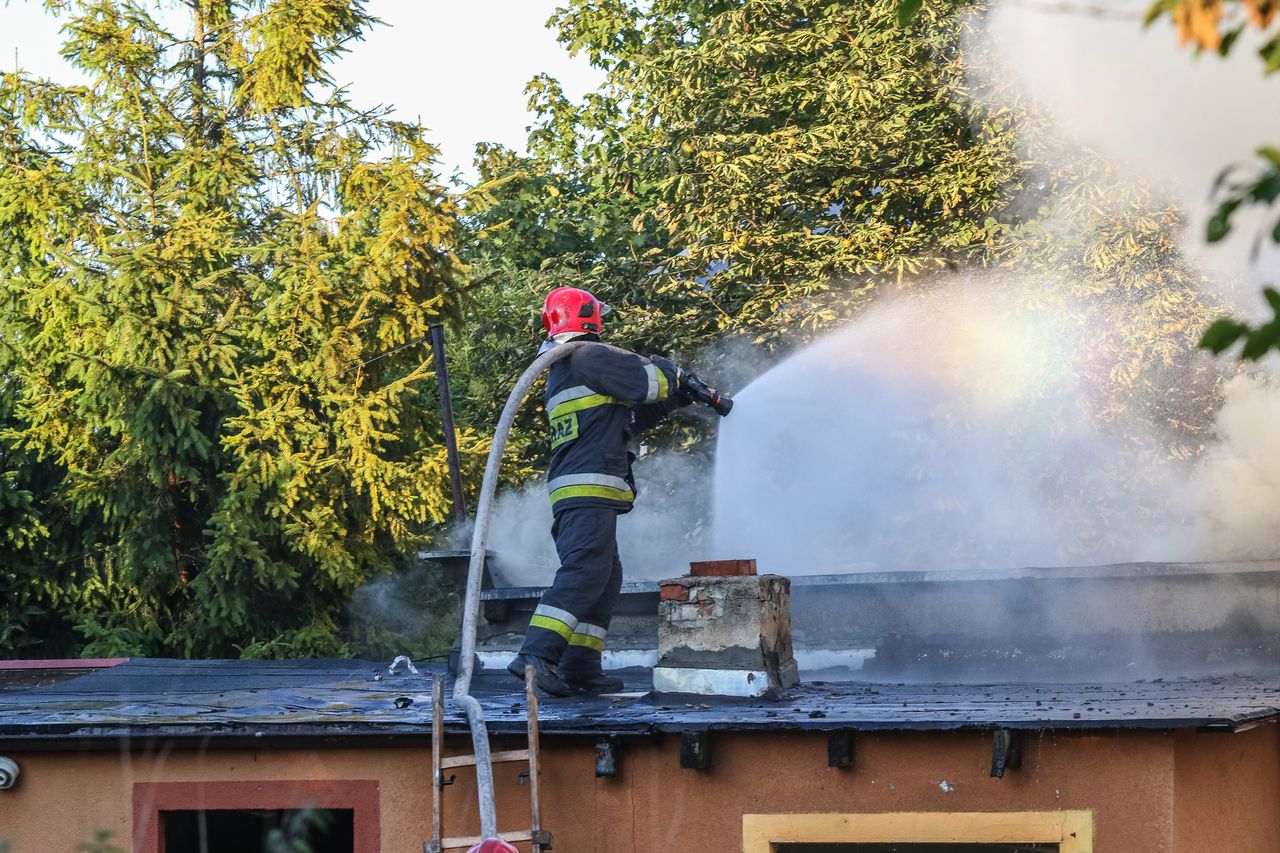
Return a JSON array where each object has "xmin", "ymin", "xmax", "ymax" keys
[
  {"xmin": 0, "ymin": 724, "xmax": 1275, "ymax": 852},
  {"xmin": 1173, "ymin": 723, "xmax": 1280, "ymax": 853}
]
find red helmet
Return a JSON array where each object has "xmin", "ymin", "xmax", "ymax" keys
[
  {"xmin": 541, "ymin": 286, "xmax": 607, "ymax": 337},
  {"xmin": 466, "ymin": 840, "xmax": 520, "ymax": 853}
]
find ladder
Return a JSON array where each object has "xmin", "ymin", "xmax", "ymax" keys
[{"xmin": 426, "ymin": 667, "xmax": 553, "ymax": 853}]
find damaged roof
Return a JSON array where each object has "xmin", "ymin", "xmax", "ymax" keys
[{"xmin": 2, "ymin": 658, "xmax": 1279, "ymax": 747}]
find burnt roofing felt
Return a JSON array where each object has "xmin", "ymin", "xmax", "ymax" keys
[{"xmin": 2, "ymin": 658, "xmax": 1279, "ymax": 747}]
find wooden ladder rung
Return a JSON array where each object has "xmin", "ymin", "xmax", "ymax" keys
[
  {"xmin": 441, "ymin": 830, "xmax": 532, "ymax": 849},
  {"xmin": 440, "ymin": 749, "xmax": 531, "ymax": 769}
]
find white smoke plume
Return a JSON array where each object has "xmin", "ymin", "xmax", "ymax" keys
[
  {"xmin": 481, "ymin": 423, "xmax": 720, "ymax": 586},
  {"xmin": 1183, "ymin": 373, "xmax": 1280, "ymax": 559}
]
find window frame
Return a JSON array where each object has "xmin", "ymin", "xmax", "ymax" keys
[
  {"xmin": 132, "ymin": 779, "xmax": 380, "ymax": 853},
  {"xmin": 742, "ymin": 810, "xmax": 1092, "ymax": 853}
]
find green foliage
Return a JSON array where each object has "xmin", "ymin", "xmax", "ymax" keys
[
  {"xmin": 1206, "ymin": 145, "xmax": 1280, "ymax": 248},
  {"xmin": 1201, "ymin": 288, "xmax": 1280, "ymax": 358},
  {"xmin": 0, "ymin": 1, "xmax": 474, "ymax": 657},
  {"xmin": 0, "ymin": 378, "xmax": 75, "ymax": 657},
  {"xmin": 457, "ymin": 0, "xmax": 1220, "ymax": 469},
  {"xmin": 897, "ymin": 0, "xmax": 924, "ymax": 28},
  {"xmin": 542, "ymin": 0, "xmax": 1027, "ymax": 346}
]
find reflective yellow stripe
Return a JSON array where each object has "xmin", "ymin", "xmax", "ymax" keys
[
  {"xmin": 655, "ymin": 366, "xmax": 669, "ymax": 402},
  {"xmin": 568, "ymin": 633, "xmax": 606, "ymax": 652},
  {"xmin": 549, "ymin": 394, "xmax": 620, "ymax": 420},
  {"xmin": 549, "ymin": 484, "xmax": 635, "ymax": 506},
  {"xmin": 529, "ymin": 614, "xmax": 574, "ymax": 639}
]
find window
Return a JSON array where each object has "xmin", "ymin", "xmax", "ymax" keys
[
  {"xmin": 162, "ymin": 807, "xmax": 354, "ymax": 853},
  {"xmin": 743, "ymin": 812, "xmax": 1091, "ymax": 853},
  {"xmin": 133, "ymin": 780, "xmax": 379, "ymax": 853}
]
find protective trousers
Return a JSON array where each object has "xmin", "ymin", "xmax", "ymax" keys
[{"xmin": 518, "ymin": 505, "xmax": 623, "ymax": 678}]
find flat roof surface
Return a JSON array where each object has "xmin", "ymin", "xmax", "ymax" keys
[{"xmin": 1, "ymin": 658, "xmax": 1278, "ymax": 746}]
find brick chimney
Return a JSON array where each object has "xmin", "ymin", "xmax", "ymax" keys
[{"xmin": 652, "ymin": 559, "xmax": 800, "ymax": 697}]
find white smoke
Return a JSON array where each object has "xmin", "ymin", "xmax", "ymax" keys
[
  {"xmin": 1183, "ymin": 373, "xmax": 1280, "ymax": 559},
  {"xmin": 482, "ymin": 435, "xmax": 719, "ymax": 586}
]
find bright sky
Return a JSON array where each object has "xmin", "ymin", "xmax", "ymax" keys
[{"xmin": 0, "ymin": 0, "xmax": 604, "ymax": 181}]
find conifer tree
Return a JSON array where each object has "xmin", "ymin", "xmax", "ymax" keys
[{"xmin": 0, "ymin": 0, "xmax": 474, "ymax": 656}]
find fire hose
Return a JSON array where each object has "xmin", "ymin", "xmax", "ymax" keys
[
  {"xmin": 452, "ymin": 340, "xmax": 732, "ymax": 839},
  {"xmin": 452, "ymin": 339, "xmax": 590, "ymax": 839}
]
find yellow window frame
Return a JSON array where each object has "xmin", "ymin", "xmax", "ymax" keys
[{"xmin": 743, "ymin": 810, "xmax": 1092, "ymax": 853}]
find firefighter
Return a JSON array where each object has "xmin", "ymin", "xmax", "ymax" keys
[{"xmin": 508, "ymin": 286, "xmax": 691, "ymax": 696}]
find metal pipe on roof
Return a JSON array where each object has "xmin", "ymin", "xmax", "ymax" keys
[{"xmin": 430, "ymin": 323, "xmax": 468, "ymax": 524}]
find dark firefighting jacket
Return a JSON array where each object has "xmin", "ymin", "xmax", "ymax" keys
[{"xmin": 544, "ymin": 339, "xmax": 681, "ymax": 515}]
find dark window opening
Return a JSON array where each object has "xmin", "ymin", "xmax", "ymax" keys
[
  {"xmin": 161, "ymin": 808, "xmax": 354, "ymax": 853},
  {"xmin": 781, "ymin": 846, "xmax": 1058, "ymax": 853}
]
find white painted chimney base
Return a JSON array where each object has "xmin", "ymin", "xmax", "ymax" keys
[{"xmin": 651, "ymin": 665, "xmax": 773, "ymax": 698}]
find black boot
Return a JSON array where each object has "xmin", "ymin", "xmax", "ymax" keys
[
  {"xmin": 507, "ymin": 653, "xmax": 571, "ymax": 697},
  {"xmin": 561, "ymin": 669, "xmax": 625, "ymax": 694}
]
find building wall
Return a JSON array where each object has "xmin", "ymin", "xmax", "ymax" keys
[
  {"xmin": 1173, "ymin": 723, "xmax": 1280, "ymax": 853},
  {"xmin": 604, "ymin": 729, "xmax": 1174, "ymax": 852},
  {"xmin": 0, "ymin": 724, "xmax": 1274, "ymax": 853}
]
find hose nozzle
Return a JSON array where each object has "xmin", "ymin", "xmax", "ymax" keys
[{"xmin": 681, "ymin": 372, "xmax": 733, "ymax": 416}]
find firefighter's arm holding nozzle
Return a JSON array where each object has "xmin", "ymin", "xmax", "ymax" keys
[
  {"xmin": 571, "ymin": 348, "xmax": 733, "ymax": 432},
  {"xmin": 653, "ymin": 355, "xmax": 734, "ymax": 417},
  {"xmin": 633, "ymin": 354, "xmax": 733, "ymax": 430}
]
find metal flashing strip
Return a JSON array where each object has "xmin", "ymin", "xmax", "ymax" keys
[
  {"xmin": 477, "ymin": 560, "xmax": 1280, "ymax": 601},
  {"xmin": 480, "ymin": 649, "xmax": 656, "ymax": 672},
  {"xmin": 777, "ymin": 559, "xmax": 1280, "ymax": 586},
  {"xmin": 0, "ymin": 658, "xmax": 129, "ymax": 670},
  {"xmin": 476, "ymin": 648, "xmax": 873, "ymax": 675}
]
